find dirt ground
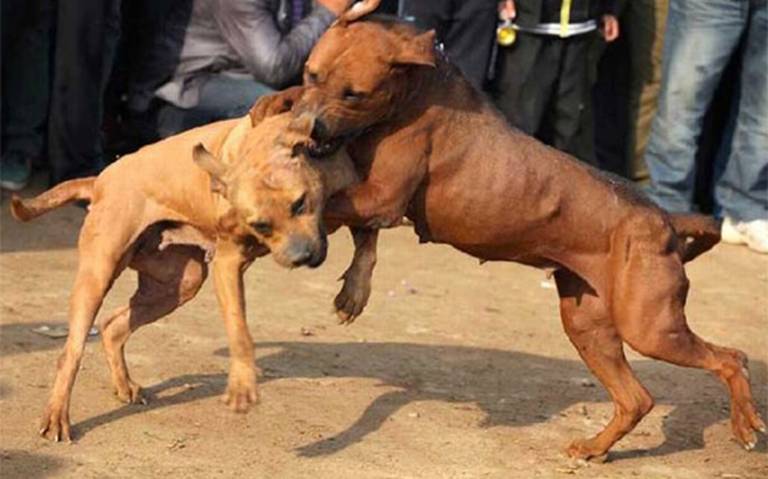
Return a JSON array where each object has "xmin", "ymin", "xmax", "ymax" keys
[{"xmin": 0, "ymin": 186, "xmax": 766, "ymax": 479}]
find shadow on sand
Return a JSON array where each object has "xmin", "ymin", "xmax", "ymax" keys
[
  {"xmin": 0, "ymin": 450, "xmax": 67, "ymax": 479},
  {"xmin": 0, "ymin": 322, "xmax": 98, "ymax": 358},
  {"xmin": 67, "ymin": 341, "xmax": 767, "ymax": 462}
]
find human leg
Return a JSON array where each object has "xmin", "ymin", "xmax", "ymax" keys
[
  {"xmin": 493, "ymin": 33, "xmax": 556, "ymax": 135},
  {"xmin": 644, "ymin": 0, "xmax": 747, "ymax": 213},
  {"xmin": 48, "ymin": 0, "xmax": 122, "ymax": 184},
  {"xmin": 156, "ymin": 74, "xmax": 272, "ymax": 138},
  {"xmin": 715, "ymin": 2, "xmax": 767, "ymax": 224}
]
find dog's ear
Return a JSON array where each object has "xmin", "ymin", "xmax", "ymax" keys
[
  {"xmin": 277, "ymin": 113, "xmax": 315, "ymax": 158},
  {"xmin": 393, "ymin": 30, "xmax": 436, "ymax": 68},
  {"xmin": 248, "ymin": 87, "xmax": 305, "ymax": 127},
  {"xmin": 192, "ymin": 143, "xmax": 228, "ymax": 194}
]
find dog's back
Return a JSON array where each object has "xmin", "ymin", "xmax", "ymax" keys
[
  {"xmin": 12, "ymin": 113, "xmax": 358, "ymax": 229},
  {"xmin": 11, "ymin": 119, "xmax": 241, "ymax": 224}
]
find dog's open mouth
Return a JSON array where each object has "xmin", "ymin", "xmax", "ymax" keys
[{"xmin": 306, "ymin": 136, "xmax": 345, "ymax": 159}]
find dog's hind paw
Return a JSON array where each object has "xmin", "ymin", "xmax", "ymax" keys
[
  {"xmin": 565, "ymin": 438, "xmax": 610, "ymax": 462},
  {"xmin": 730, "ymin": 403, "xmax": 765, "ymax": 451}
]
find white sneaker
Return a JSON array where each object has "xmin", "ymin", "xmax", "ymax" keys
[{"xmin": 721, "ymin": 217, "xmax": 768, "ymax": 254}]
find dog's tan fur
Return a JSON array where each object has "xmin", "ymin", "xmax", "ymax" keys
[{"xmin": 12, "ymin": 110, "xmax": 357, "ymax": 442}]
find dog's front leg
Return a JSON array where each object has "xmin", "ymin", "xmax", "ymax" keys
[
  {"xmin": 325, "ymin": 135, "xmax": 428, "ymax": 228},
  {"xmin": 325, "ymin": 178, "xmax": 415, "ymax": 228},
  {"xmin": 335, "ymin": 227, "xmax": 379, "ymax": 324},
  {"xmin": 212, "ymin": 240, "xmax": 259, "ymax": 413}
]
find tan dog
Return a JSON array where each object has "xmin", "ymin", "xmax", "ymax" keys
[
  {"xmin": 257, "ymin": 0, "xmax": 765, "ymax": 460},
  {"xmin": 11, "ymin": 109, "xmax": 357, "ymax": 442}
]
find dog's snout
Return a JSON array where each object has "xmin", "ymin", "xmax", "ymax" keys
[
  {"xmin": 307, "ymin": 234, "xmax": 328, "ymax": 268},
  {"xmin": 289, "ymin": 244, "xmax": 313, "ymax": 267},
  {"xmin": 286, "ymin": 235, "xmax": 327, "ymax": 268}
]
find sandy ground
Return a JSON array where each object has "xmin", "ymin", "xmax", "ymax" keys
[{"xmin": 0, "ymin": 186, "xmax": 766, "ymax": 479}]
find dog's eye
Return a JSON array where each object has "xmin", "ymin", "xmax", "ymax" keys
[
  {"xmin": 306, "ymin": 71, "xmax": 319, "ymax": 85},
  {"xmin": 249, "ymin": 220, "xmax": 273, "ymax": 237},
  {"xmin": 342, "ymin": 87, "xmax": 366, "ymax": 102},
  {"xmin": 291, "ymin": 194, "xmax": 307, "ymax": 217}
]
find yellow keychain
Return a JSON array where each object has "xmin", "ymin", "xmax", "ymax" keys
[{"xmin": 497, "ymin": 19, "xmax": 517, "ymax": 46}]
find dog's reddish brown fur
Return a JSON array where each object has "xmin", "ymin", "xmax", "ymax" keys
[{"xmin": 259, "ymin": 5, "xmax": 764, "ymax": 459}]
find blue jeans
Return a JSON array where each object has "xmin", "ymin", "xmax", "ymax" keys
[
  {"xmin": 157, "ymin": 74, "xmax": 273, "ymax": 138},
  {"xmin": 644, "ymin": 0, "xmax": 767, "ymax": 221}
]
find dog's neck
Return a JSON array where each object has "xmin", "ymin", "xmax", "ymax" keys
[{"xmin": 376, "ymin": 56, "xmax": 484, "ymax": 135}]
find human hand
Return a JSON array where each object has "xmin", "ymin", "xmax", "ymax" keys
[
  {"xmin": 318, "ymin": 0, "xmax": 357, "ymax": 16},
  {"xmin": 498, "ymin": 0, "xmax": 516, "ymax": 21},
  {"xmin": 601, "ymin": 14, "xmax": 619, "ymax": 42}
]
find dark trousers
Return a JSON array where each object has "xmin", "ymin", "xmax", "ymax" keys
[
  {"xmin": 493, "ymin": 32, "xmax": 598, "ymax": 164},
  {"xmin": 47, "ymin": 0, "xmax": 122, "ymax": 184},
  {"xmin": 400, "ymin": 0, "xmax": 497, "ymax": 90},
  {"xmin": 1, "ymin": 0, "xmax": 55, "ymax": 160}
]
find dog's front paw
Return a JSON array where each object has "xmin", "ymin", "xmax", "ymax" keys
[
  {"xmin": 222, "ymin": 371, "xmax": 259, "ymax": 413},
  {"xmin": 334, "ymin": 274, "xmax": 371, "ymax": 325},
  {"xmin": 39, "ymin": 401, "xmax": 71, "ymax": 442}
]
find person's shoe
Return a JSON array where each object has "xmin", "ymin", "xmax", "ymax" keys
[
  {"xmin": 0, "ymin": 151, "xmax": 31, "ymax": 191},
  {"xmin": 721, "ymin": 217, "xmax": 768, "ymax": 254}
]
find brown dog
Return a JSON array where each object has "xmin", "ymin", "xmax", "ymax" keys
[
  {"xmin": 260, "ymin": 1, "xmax": 765, "ymax": 460},
  {"xmin": 11, "ymin": 109, "xmax": 357, "ymax": 442}
]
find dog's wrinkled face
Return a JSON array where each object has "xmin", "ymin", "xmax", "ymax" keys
[
  {"xmin": 295, "ymin": 21, "xmax": 436, "ymax": 142},
  {"xmin": 193, "ymin": 125, "xmax": 329, "ymax": 269},
  {"xmin": 232, "ymin": 155, "xmax": 328, "ymax": 269}
]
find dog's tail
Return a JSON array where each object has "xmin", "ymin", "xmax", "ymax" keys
[
  {"xmin": 10, "ymin": 177, "xmax": 95, "ymax": 222},
  {"xmin": 669, "ymin": 213, "xmax": 721, "ymax": 263}
]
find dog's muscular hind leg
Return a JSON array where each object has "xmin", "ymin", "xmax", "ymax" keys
[
  {"xmin": 40, "ymin": 213, "xmax": 134, "ymax": 442},
  {"xmin": 99, "ymin": 247, "xmax": 207, "ymax": 404},
  {"xmin": 613, "ymin": 256, "xmax": 765, "ymax": 451},
  {"xmin": 213, "ymin": 240, "xmax": 259, "ymax": 413},
  {"xmin": 335, "ymin": 228, "xmax": 378, "ymax": 324},
  {"xmin": 554, "ymin": 269, "xmax": 654, "ymax": 460}
]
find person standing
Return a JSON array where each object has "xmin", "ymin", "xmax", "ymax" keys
[
  {"xmin": 492, "ymin": 0, "xmax": 619, "ymax": 164},
  {"xmin": 399, "ymin": 0, "xmax": 498, "ymax": 90},
  {"xmin": 47, "ymin": 0, "xmax": 123, "ymax": 185},
  {"xmin": 643, "ymin": 0, "xmax": 767, "ymax": 253},
  {"xmin": 0, "ymin": 0, "xmax": 55, "ymax": 190},
  {"xmin": 623, "ymin": 0, "xmax": 668, "ymax": 182}
]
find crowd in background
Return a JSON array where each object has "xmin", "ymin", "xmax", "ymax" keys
[{"xmin": 1, "ymin": 0, "xmax": 766, "ymax": 253}]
